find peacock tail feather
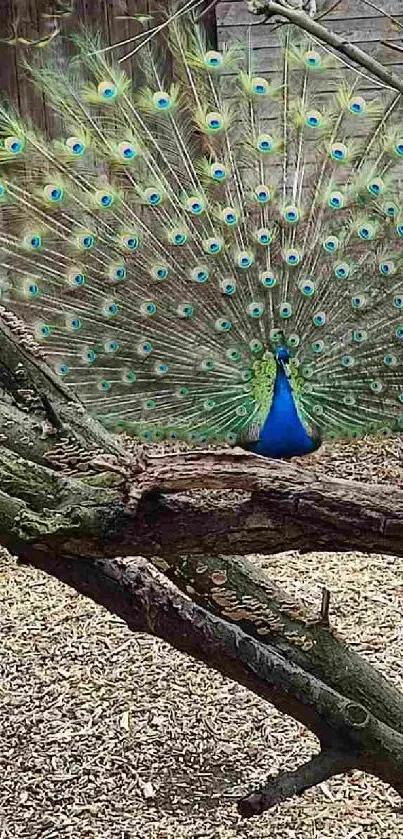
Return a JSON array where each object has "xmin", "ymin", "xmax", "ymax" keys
[{"xmin": 1, "ymin": 9, "xmax": 403, "ymax": 452}]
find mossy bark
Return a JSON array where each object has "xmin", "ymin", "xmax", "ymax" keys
[{"xmin": 2, "ymin": 313, "xmax": 403, "ymax": 815}]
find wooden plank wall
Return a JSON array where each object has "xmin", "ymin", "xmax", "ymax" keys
[
  {"xmin": 1, "ymin": 1, "xmax": 402, "ymax": 151},
  {"xmin": 215, "ymin": 0, "xmax": 403, "ymax": 183},
  {"xmin": 0, "ymin": 0, "xmax": 149, "ymax": 127},
  {"xmin": 216, "ymin": 1, "xmax": 403, "ymax": 89}
]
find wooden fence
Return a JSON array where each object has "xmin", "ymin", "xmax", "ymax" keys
[{"xmin": 0, "ymin": 1, "xmax": 402, "ymax": 129}]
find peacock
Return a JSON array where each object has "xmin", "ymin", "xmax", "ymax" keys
[{"xmin": 1, "ymin": 6, "xmax": 403, "ymax": 460}]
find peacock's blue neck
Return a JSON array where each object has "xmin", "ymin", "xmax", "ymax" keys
[{"xmin": 249, "ymin": 347, "xmax": 318, "ymax": 459}]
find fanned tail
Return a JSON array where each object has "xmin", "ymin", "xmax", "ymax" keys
[{"xmin": 1, "ymin": 9, "xmax": 403, "ymax": 450}]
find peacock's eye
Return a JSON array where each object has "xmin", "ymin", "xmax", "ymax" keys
[
  {"xmin": 122, "ymin": 370, "xmax": 136, "ymax": 383},
  {"xmin": 383, "ymin": 202, "xmax": 399, "ymax": 217},
  {"xmin": 352, "ymin": 329, "xmax": 367, "ymax": 343},
  {"xmin": 313, "ymin": 311, "xmax": 326, "ymax": 326},
  {"xmin": 204, "ymin": 50, "xmax": 224, "ymax": 69},
  {"xmin": 222, "ymin": 207, "xmax": 239, "ymax": 226},
  {"xmin": 206, "ymin": 111, "xmax": 224, "ymax": 131},
  {"xmin": 305, "ymin": 109, "xmax": 322, "ymax": 127},
  {"xmin": 187, "ymin": 196, "xmax": 205, "ymax": 215},
  {"xmin": 254, "ymin": 184, "xmax": 271, "ymax": 204},
  {"xmin": 279, "ymin": 302, "xmax": 292, "ymax": 319},
  {"xmin": 144, "ymin": 187, "xmax": 163, "ymax": 206},
  {"xmin": 341, "ymin": 354, "xmax": 355, "ymax": 368},
  {"xmin": 380, "ymin": 261, "xmax": 395, "ymax": 276},
  {"xmin": 97, "ymin": 191, "xmax": 114, "ymax": 208},
  {"xmin": 247, "ymin": 302, "xmax": 264, "ymax": 318},
  {"xmin": 121, "ymin": 233, "xmax": 139, "ymax": 250},
  {"xmin": 328, "ymin": 191, "xmax": 344, "ymax": 209},
  {"xmin": 137, "ymin": 340, "xmax": 153, "ymax": 357},
  {"xmin": 299, "ymin": 280, "xmax": 315, "ymax": 296},
  {"xmin": 27, "ymin": 282, "xmax": 39, "ymax": 297},
  {"xmin": 334, "ymin": 262, "xmax": 350, "ymax": 279},
  {"xmin": 190, "ymin": 266, "xmax": 209, "ymax": 283},
  {"xmin": 66, "ymin": 136, "xmax": 86, "ymax": 155},
  {"xmin": 256, "ymin": 133, "xmax": 274, "ymax": 153},
  {"xmin": 249, "ymin": 339, "xmax": 263, "ymax": 354},
  {"xmin": 152, "ymin": 91, "xmax": 172, "ymax": 110},
  {"xmin": 140, "ymin": 300, "xmax": 157, "ymax": 316},
  {"xmin": 155, "ymin": 362, "xmax": 169, "ymax": 375},
  {"xmin": 215, "ymin": 317, "xmax": 232, "ymax": 331},
  {"xmin": 349, "ymin": 95, "xmax": 366, "ymax": 115},
  {"xmin": 43, "ymin": 184, "xmax": 64, "ymax": 202},
  {"xmin": 235, "ymin": 250, "xmax": 254, "ymax": 269},
  {"xmin": 283, "ymin": 205, "xmax": 300, "ymax": 224},
  {"xmin": 104, "ymin": 302, "xmax": 119, "ymax": 317},
  {"xmin": 105, "ymin": 340, "xmax": 119, "ymax": 353},
  {"xmin": 330, "ymin": 142, "xmax": 348, "ymax": 162},
  {"xmin": 323, "ymin": 236, "xmax": 339, "ymax": 252},
  {"xmin": 220, "ymin": 279, "xmax": 236, "ymax": 295},
  {"xmin": 153, "ymin": 265, "xmax": 169, "ymax": 280},
  {"xmin": 256, "ymin": 227, "xmax": 272, "ymax": 245},
  {"xmin": 304, "ymin": 49, "xmax": 322, "ymax": 68},
  {"xmin": 118, "ymin": 141, "xmax": 138, "ymax": 160},
  {"xmin": 98, "ymin": 81, "xmax": 117, "ymax": 100},
  {"xmin": 284, "ymin": 249, "xmax": 300, "ymax": 266},
  {"xmin": 56, "ymin": 363, "xmax": 69, "ymax": 376},
  {"xmin": 287, "ymin": 333, "xmax": 300, "ymax": 348},
  {"xmin": 260, "ymin": 271, "xmax": 276, "ymax": 288},
  {"xmin": 351, "ymin": 295, "xmax": 366, "ymax": 309},
  {"xmin": 203, "ymin": 236, "xmax": 223, "ymax": 254},
  {"xmin": 170, "ymin": 228, "xmax": 187, "ymax": 246},
  {"xmin": 210, "ymin": 162, "xmax": 227, "ymax": 181},
  {"xmin": 5, "ymin": 136, "xmax": 24, "ymax": 153},
  {"xmin": 249, "ymin": 76, "xmax": 269, "ymax": 95},
  {"xmin": 177, "ymin": 302, "xmax": 194, "ymax": 318}
]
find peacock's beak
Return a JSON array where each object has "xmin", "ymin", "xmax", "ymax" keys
[{"xmin": 275, "ymin": 345, "xmax": 291, "ymax": 378}]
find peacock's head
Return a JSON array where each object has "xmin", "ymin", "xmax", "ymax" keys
[{"xmin": 275, "ymin": 345, "xmax": 290, "ymax": 363}]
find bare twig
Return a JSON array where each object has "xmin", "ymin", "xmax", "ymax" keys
[
  {"xmin": 361, "ymin": 0, "xmax": 403, "ymax": 31},
  {"xmin": 320, "ymin": 587, "xmax": 331, "ymax": 626},
  {"xmin": 247, "ymin": 0, "xmax": 403, "ymax": 93},
  {"xmin": 380, "ymin": 40, "xmax": 403, "ymax": 55},
  {"xmin": 238, "ymin": 750, "xmax": 356, "ymax": 816}
]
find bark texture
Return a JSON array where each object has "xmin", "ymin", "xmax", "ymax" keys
[{"xmin": 2, "ymin": 242, "xmax": 403, "ymax": 818}]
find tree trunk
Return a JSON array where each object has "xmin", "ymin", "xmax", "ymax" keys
[{"xmin": 2, "ymin": 313, "xmax": 403, "ymax": 816}]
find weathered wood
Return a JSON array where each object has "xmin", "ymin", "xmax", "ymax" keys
[
  {"xmin": 216, "ymin": 0, "xmax": 403, "ymax": 116},
  {"xmin": 220, "ymin": 17, "xmax": 403, "ymax": 46},
  {"xmin": 157, "ymin": 552, "xmax": 403, "ymax": 738},
  {"xmin": 217, "ymin": 0, "xmax": 403, "ymax": 26},
  {"xmin": 2, "ymin": 291, "xmax": 403, "ymax": 815},
  {"xmin": 19, "ymin": 550, "xmax": 403, "ymax": 812},
  {"xmin": 0, "ymin": 0, "xmax": 150, "ymax": 125},
  {"xmin": 218, "ymin": 28, "xmax": 403, "ymax": 69}
]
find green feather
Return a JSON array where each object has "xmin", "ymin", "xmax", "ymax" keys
[{"xmin": 1, "ymin": 16, "xmax": 403, "ymax": 449}]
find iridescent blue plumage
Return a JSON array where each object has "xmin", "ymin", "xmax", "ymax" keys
[{"xmin": 246, "ymin": 348, "xmax": 319, "ymax": 459}]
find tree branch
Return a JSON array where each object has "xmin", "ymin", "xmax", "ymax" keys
[
  {"xmin": 247, "ymin": 0, "xmax": 403, "ymax": 94},
  {"xmin": 238, "ymin": 750, "xmax": 356, "ymax": 816},
  {"xmin": 20, "ymin": 551, "xmax": 403, "ymax": 809},
  {"xmin": 3, "ymin": 445, "xmax": 403, "ymax": 559},
  {"xmin": 0, "ymin": 309, "xmax": 124, "ymax": 468},
  {"xmin": 2, "ymin": 327, "xmax": 403, "ymax": 814}
]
